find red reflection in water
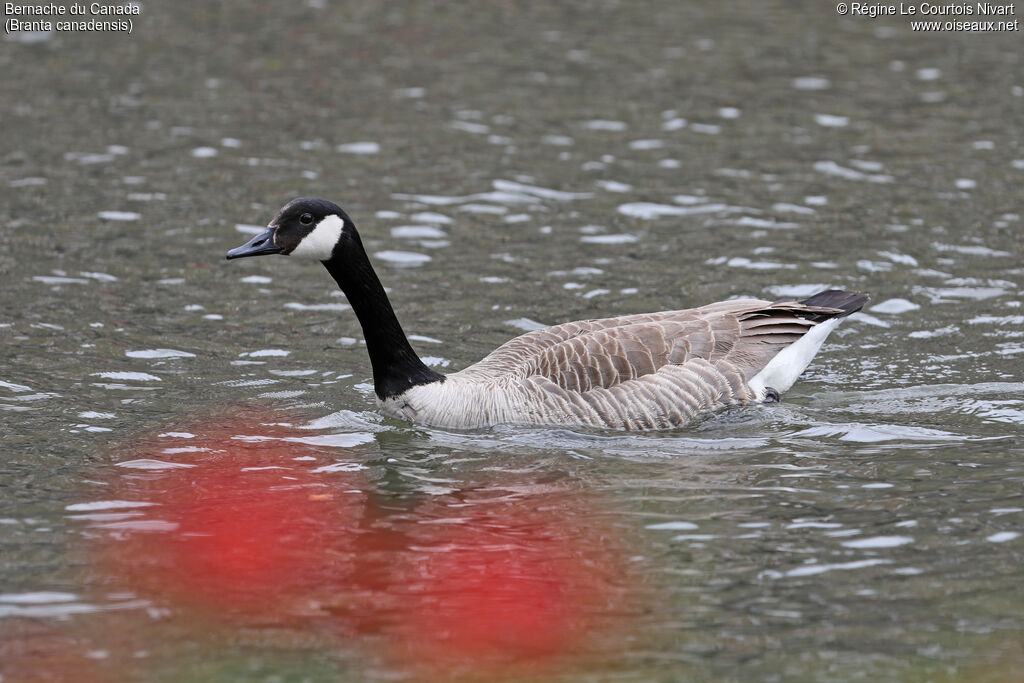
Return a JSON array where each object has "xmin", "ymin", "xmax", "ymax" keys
[
  {"xmin": 93, "ymin": 411, "xmax": 366, "ymax": 618},
  {"xmin": 157, "ymin": 466, "xmax": 357, "ymax": 612},
  {"xmin": 377, "ymin": 490, "xmax": 633, "ymax": 675},
  {"xmin": 79, "ymin": 409, "xmax": 636, "ymax": 677}
]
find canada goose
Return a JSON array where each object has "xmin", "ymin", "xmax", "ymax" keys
[{"xmin": 227, "ymin": 198, "xmax": 867, "ymax": 430}]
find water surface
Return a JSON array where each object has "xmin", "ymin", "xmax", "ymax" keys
[{"xmin": 2, "ymin": 1, "xmax": 1022, "ymax": 681}]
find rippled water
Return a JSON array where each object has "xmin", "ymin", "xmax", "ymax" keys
[{"xmin": 2, "ymin": 1, "xmax": 1022, "ymax": 681}]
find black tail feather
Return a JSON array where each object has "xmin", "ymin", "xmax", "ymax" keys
[{"xmin": 795, "ymin": 289, "xmax": 869, "ymax": 320}]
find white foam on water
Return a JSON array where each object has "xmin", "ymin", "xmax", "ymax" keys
[
  {"xmin": 91, "ymin": 372, "xmax": 162, "ymax": 382},
  {"xmin": 393, "ymin": 190, "xmax": 532, "ymax": 207},
  {"xmin": 580, "ymin": 234, "xmax": 638, "ymax": 245},
  {"xmin": 240, "ymin": 349, "xmax": 290, "ymax": 358},
  {"xmin": 716, "ymin": 257, "xmax": 797, "ymax": 271},
  {"xmin": 160, "ymin": 446, "xmax": 211, "ymax": 454},
  {"xmin": 841, "ymin": 536, "xmax": 914, "ymax": 549},
  {"xmin": 336, "ymin": 141, "xmax": 380, "ymax": 154},
  {"xmin": 730, "ymin": 216, "xmax": 800, "ymax": 229},
  {"xmin": 784, "ymin": 559, "xmax": 890, "ymax": 577},
  {"xmin": 258, "ymin": 390, "xmax": 307, "ymax": 399},
  {"xmin": 932, "ymin": 242, "xmax": 1011, "ymax": 257},
  {"xmin": 814, "ymin": 161, "xmax": 894, "ymax": 183},
  {"xmin": 581, "ymin": 119, "xmax": 627, "ymax": 131},
  {"xmin": 617, "ymin": 202, "xmax": 727, "ymax": 219},
  {"xmin": 628, "ymin": 139, "xmax": 664, "ymax": 150},
  {"xmin": 93, "ymin": 520, "xmax": 179, "ymax": 532},
  {"xmin": 408, "ymin": 211, "xmax": 453, "ymax": 224},
  {"xmin": 311, "ymin": 461, "xmax": 369, "ymax": 473},
  {"xmin": 968, "ymin": 315, "xmax": 1024, "ymax": 325},
  {"xmin": 283, "ymin": 302, "xmax": 351, "ymax": 311},
  {"xmin": 793, "ymin": 423, "xmax": 963, "ymax": 443},
  {"xmin": 646, "ymin": 521, "xmax": 699, "ymax": 530},
  {"xmin": 458, "ymin": 203, "xmax": 508, "ymax": 214},
  {"xmin": 596, "ymin": 180, "xmax": 633, "ymax": 193},
  {"xmin": 98, "ymin": 210, "xmax": 141, "ymax": 221},
  {"xmin": 870, "ymin": 299, "xmax": 921, "ymax": 314},
  {"xmin": 814, "ymin": 114, "xmax": 849, "ymax": 127},
  {"xmin": 766, "ymin": 284, "xmax": 831, "ymax": 298},
  {"xmin": 114, "ymin": 459, "xmax": 196, "ymax": 470},
  {"xmin": 849, "ymin": 160, "xmax": 885, "ymax": 172},
  {"xmin": 877, "ymin": 251, "xmax": 918, "ymax": 266},
  {"xmin": 65, "ymin": 501, "xmax": 156, "ymax": 512},
  {"xmin": 391, "ymin": 225, "xmax": 447, "ymax": 239},
  {"xmin": 505, "ymin": 317, "xmax": 548, "ymax": 332},
  {"xmin": 492, "ymin": 179, "xmax": 593, "ymax": 201},
  {"xmin": 0, "ymin": 591, "xmax": 78, "ymax": 604},
  {"xmin": 374, "ymin": 250, "xmax": 432, "ymax": 266},
  {"xmin": 691, "ymin": 123, "xmax": 721, "ymax": 135},
  {"xmin": 772, "ymin": 202, "xmax": 816, "ymax": 215},
  {"xmin": 125, "ymin": 349, "xmax": 196, "ymax": 359},
  {"xmin": 80, "ymin": 271, "xmax": 118, "ymax": 281}
]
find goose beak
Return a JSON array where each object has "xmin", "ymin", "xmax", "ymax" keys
[{"xmin": 226, "ymin": 227, "xmax": 283, "ymax": 259}]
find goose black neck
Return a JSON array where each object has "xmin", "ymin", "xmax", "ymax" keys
[{"xmin": 321, "ymin": 228, "xmax": 444, "ymax": 400}]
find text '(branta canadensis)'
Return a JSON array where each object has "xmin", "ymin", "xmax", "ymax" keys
[{"xmin": 227, "ymin": 198, "xmax": 867, "ymax": 430}]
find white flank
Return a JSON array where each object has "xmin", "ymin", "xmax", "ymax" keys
[
  {"xmin": 748, "ymin": 317, "xmax": 842, "ymax": 397},
  {"xmin": 291, "ymin": 214, "xmax": 345, "ymax": 260}
]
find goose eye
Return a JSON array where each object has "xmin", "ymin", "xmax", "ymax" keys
[{"xmin": 299, "ymin": 213, "xmax": 314, "ymax": 226}]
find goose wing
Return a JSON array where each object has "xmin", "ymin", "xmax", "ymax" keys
[{"xmin": 458, "ymin": 297, "xmax": 850, "ymax": 391}]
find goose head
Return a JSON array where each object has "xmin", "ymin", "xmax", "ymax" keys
[
  {"xmin": 226, "ymin": 197, "xmax": 446, "ymax": 401},
  {"xmin": 226, "ymin": 197, "xmax": 352, "ymax": 261}
]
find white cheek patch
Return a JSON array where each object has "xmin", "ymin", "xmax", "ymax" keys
[{"xmin": 289, "ymin": 214, "xmax": 345, "ymax": 260}]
